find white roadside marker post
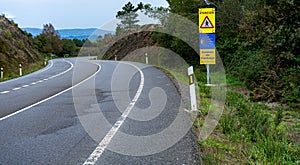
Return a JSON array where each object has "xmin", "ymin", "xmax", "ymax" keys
[
  {"xmin": 44, "ymin": 59, "xmax": 47, "ymax": 66},
  {"xmin": 188, "ymin": 66, "xmax": 197, "ymax": 111},
  {"xmin": 1, "ymin": 67, "xmax": 3, "ymax": 79},
  {"xmin": 19, "ymin": 64, "xmax": 22, "ymax": 76},
  {"xmin": 115, "ymin": 55, "xmax": 117, "ymax": 61},
  {"xmin": 145, "ymin": 52, "xmax": 148, "ymax": 64}
]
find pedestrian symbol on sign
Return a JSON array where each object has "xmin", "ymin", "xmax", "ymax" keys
[{"xmin": 200, "ymin": 16, "xmax": 214, "ymax": 28}]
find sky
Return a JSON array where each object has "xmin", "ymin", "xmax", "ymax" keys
[{"xmin": 0, "ymin": 0, "xmax": 169, "ymax": 29}]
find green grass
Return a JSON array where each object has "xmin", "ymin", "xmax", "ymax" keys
[
  {"xmin": 143, "ymin": 64, "xmax": 299, "ymax": 164},
  {"xmin": 195, "ymin": 71, "xmax": 300, "ymax": 164},
  {"xmin": 0, "ymin": 60, "xmax": 46, "ymax": 82},
  {"xmin": 226, "ymin": 75, "xmax": 245, "ymax": 87}
]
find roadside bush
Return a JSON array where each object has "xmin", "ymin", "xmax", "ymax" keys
[{"xmin": 220, "ymin": 91, "xmax": 299, "ymax": 164}]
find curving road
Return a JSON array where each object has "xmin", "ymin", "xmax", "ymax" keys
[{"xmin": 0, "ymin": 58, "xmax": 200, "ymax": 164}]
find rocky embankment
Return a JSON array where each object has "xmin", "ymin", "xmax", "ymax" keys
[
  {"xmin": 101, "ymin": 24, "xmax": 157, "ymax": 60},
  {"xmin": 0, "ymin": 15, "xmax": 42, "ymax": 78}
]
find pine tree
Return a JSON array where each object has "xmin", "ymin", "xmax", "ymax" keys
[{"xmin": 116, "ymin": 2, "xmax": 140, "ymax": 30}]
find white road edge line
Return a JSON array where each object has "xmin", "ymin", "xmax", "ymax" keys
[
  {"xmin": 0, "ymin": 61, "xmax": 101, "ymax": 122},
  {"xmin": 0, "ymin": 91, "xmax": 10, "ymax": 94},
  {"xmin": 0, "ymin": 60, "xmax": 54, "ymax": 85},
  {"xmin": 83, "ymin": 62, "xmax": 145, "ymax": 165},
  {"xmin": 2, "ymin": 60, "xmax": 73, "ymax": 95}
]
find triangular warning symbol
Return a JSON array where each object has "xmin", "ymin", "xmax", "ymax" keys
[{"xmin": 200, "ymin": 16, "xmax": 214, "ymax": 28}]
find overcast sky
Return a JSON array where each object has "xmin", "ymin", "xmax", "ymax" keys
[{"xmin": 0, "ymin": 0, "xmax": 169, "ymax": 29}]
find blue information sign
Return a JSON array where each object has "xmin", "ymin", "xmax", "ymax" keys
[{"xmin": 200, "ymin": 34, "xmax": 216, "ymax": 49}]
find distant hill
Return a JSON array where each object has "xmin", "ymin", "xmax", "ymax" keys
[
  {"xmin": 0, "ymin": 16, "xmax": 42, "ymax": 78},
  {"xmin": 22, "ymin": 28, "xmax": 114, "ymax": 40}
]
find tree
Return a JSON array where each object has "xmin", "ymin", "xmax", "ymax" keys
[
  {"xmin": 72, "ymin": 38, "xmax": 85, "ymax": 47},
  {"xmin": 34, "ymin": 23, "xmax": 62, "ymax": 56},
  {"xmin": 238, "ymin": 0, "xmax": 300, "ymax": 104},
  {"xmin": 141, "ymin": 4, "xmax": 169, "ymax": 25},
  {"xmin": 163, "ymin": 0, "xmax": 299, "ymax": 105},
  {"xmin": 116, "ymin": 2, "xmax": 140, "ymax": 30},
  {"xmin": 61, "ymin": 39, "xmax": 76, "ymax": 56}
]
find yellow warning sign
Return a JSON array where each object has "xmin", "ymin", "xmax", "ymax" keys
[
  {"xmin": 200, "ymin": 49, "xmax": 216, "ymax": 64},
  {"xmin": 199, "ymin": 8, "xmax": 216, "ymax": 34}
]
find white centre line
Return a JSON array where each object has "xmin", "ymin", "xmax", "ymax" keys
[
  {"xmin": 12, "ymin": 87, "xmax": 21, "ymax": 91},
  {"xmin": 83, "ymin": 62, "xmax": 145, "ymax": 165},
  {"xmin": 0, "ymin": 60, "xmax": 73, "ymax": 95},
  {"xmin": 0, "ymin": 60, "xmax": 53, "ymax": 85},
  {"xmin": 0, "ymin": 61, "xmax": 100, "ymax": 122},
  {"xmin": 0, "ymin": 91, "xmax": 10, "ymax": 94}
]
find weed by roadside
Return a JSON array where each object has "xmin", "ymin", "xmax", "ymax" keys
[
  {"xmin": 196, "ymin": 73, "xmax": 300, "ymax": 164},
  {"xmin": 0, "ymin": 60, "xmax": 45, "ymax": 82}
]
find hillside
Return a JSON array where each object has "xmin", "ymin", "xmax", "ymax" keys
[
  {"xmin": 22, "ymin": 28, "xmax": 114, "ymax": 40},
  {"xmin": 101, "ymin": 24, "xmax": 156, "ymax": 60},
  {"xmin": 0, "ymin": 15, "xmax": 42, "ymax": 79}
]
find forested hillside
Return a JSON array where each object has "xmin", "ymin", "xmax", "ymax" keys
[
  {"xmin": 0, "ymin": 15, "xmax": 43, "ymax": 79},
  {"xmin": 0, "ymin": 17, "xmax": 92, "ymax": 80}
]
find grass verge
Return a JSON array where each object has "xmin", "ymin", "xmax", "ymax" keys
[
  {"xmin": 196, "ymin": 72, "xmax": 300, "ymax": 164},
  {"xmin": 0, "ymin": 60, "xmax": 46, "ymax": 82}
]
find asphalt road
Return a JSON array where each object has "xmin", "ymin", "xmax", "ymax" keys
[{"xmin": 0, "ymin": 58, "xmax": 200, "ymax": 164}]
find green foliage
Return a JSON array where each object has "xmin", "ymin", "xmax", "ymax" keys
[
  {"xmin": 34, "ymin": 24, "xmax": 62, "ymax": 56},
  {"xmin": 0, "ymin": 39, "xmax": 8, "ymax": 53},
  {"xmin": 33, "ymin": 24, "xmax": 84, "ymax": 57},
  {"xmin": 225, "ymin": 75, "xmax": 244, "ymax": 87},
  {"xmin": 167, "ymin": 0, "xmax": 206, "ymax": 22},
  {"xmin": 116, "ymin": 2, "xmax": 140, "ymax": 30},
  {"xmin": 72, "ymin": 38, "xmax": 85, "ymax": 47},
  {"xmin": 161, "ymin": 0, "xmax": 299, "ymax": 108},
  {"xmin": 5, "ymin": 30, "xmax": 12, "ymax": 39},
  {"xmin": 153, "ymin": 32, "xmax": 200, "ymax": 66},
  {"xmin": 195, "ymin": 63, "xmax": 299, "ymax": 163},
  {"xmin": 61, "ymin": 39, "xmax": 76, "ymax": 56},
  {"xmin": 18, "ymin": 41, "xmax": 25, "ymax": 49},
  {"xmin": 115, "ymin": 2, "xmax": 168, "ymax": 33},
  {"xmin": 217, "ymin": 92, "xmax": 299, "ymax": 163},
  {"xmin": 237, "ymin": 0, "xmax": 299, "ymax": 105},
  {"xmin": 0, "ymin": 15, "xmax": 43, "ymax": 81}
]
